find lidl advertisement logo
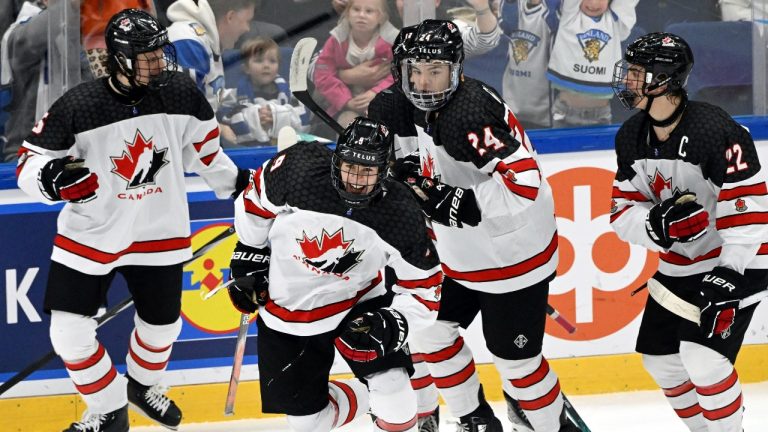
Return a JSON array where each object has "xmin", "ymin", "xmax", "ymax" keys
[
  {"xmin": 547, "ymin": 167, "xmax": 658, "ymax": 340},
  {"xmin": 180, "ymin": 222, "xmax": 254, "ymax": 335}
]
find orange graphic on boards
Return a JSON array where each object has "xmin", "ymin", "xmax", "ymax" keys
[
  {"xmin": 547, "ymin": 167, "xmax": 658, "ymax": 340},
  {"xmin": 180, "ymin": 223, "xmax": 254, "ymax": 334}
]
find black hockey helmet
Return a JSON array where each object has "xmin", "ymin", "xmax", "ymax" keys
[
  {"xmin": 391, "ymin": 25, "xmax": 418, "ymax": 84},
  {"xmin": 331, "ymin": 117, "xmax": 393, "ymax": 208},
  {"xmin": 612, "ymin": 32, "xmax": 694, "ymax": 109},
  {"xmin": 401, "ymin": 19, "xmax": 464, "ymax": 111},
  {"xmin": 105, "ymin": 9, "xmax": 177, "ymax": 90}
]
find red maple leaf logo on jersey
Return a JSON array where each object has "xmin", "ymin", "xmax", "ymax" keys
[
  {"xmin": 648, "ymin": 169, "xmax": 672, "ymax": 199},
  {"xmin": 110, "ymin": 130, "xmax": 169, "ymax": 189},
  {"xmin": 735, "ymin": 198, "xmax": 748, "ymax": 212},
  {"xmin": 421, "ymin": 153, "xmax": 435, "ymax": 179},
  {"xmin": 297, "ymin": 228, "xmax": 363, "ymax": 274}
]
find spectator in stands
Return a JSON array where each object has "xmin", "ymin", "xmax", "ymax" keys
[
  {"xmin": 498, "ymin": 0, "xmax": 559, "ymax": 129},
  {"xmin": 256, "ymin": 0, "xmax": 341, "ymax": 46},
  {"xmin": 314, "ymin": 0, "xmax": 398, "ymax": 127},
  {"xmin": 219, "ymin": 36, "xmax": 310, "ymax": 146},
  {"xmin": 546, "ymin": 0, "xmax": 637, "ymax": 127},
  {"xmin": 719, "ymin": 0, "xmax": 767, "ymax": 21},
  {"xmin": 167, "ymin": 0, "xmax": 256, "ymax": 112},
  {"xmin": 0, "ymin": 0, "xmax": 88, "ymax": 162}
]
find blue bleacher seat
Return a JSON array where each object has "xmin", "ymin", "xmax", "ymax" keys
[{"xmin": 665, "ymin": 21, "xmax": 753, "ymax": 115}]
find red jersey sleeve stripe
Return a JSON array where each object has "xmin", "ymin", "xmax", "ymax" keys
[
  {"xmin": 501, "ymin": 158, "xmax": 539, "ymax": 174},
  {"xmin": 660, "ymin": 247, "xmax": 721, "ymax": 266},
  {"xmin": 612, "ymin": 186, "xmax": 650, "ymax": 202},
  {"xmin": 253, "ymin": 167, "xmax": 265, "ymax": 196},
  {"xmin": 200, "ymin": 149, "xmax": 219, "ymax": 166},
  {"xmin": 54, "ymin": 235, "xmax": 191, "ymax": 264},
  {"xmin": 499, "ymin": 174, "xmax": 539, "ymax": 201},
  {"xmin": 397, "ymin": 272, "xmax": 443, "ymax": 289},
  {"xmin": 443, "ymin": 232, "xmax": 557, "ymax": 282},
  {"xmin": 716, "ymin": 212, "xmax": 768, "ymax": 229},
  {"xmin": 244, "ymin": 196, "xmax": 277, "ymax": 219},
  {"xmin": 718, "ymin": 183, "xmax": 768, "ymax": 201},
  {"xmin": 264, "ymin": 273, "xmax": 383, "ymax": 322},
  {"xmin": 193, "ymin": 128, "xmax": 220, "ymax": 152},
  {"xmin": 414, "ymin": 295, "xmax": 440, "ymax": 311}
]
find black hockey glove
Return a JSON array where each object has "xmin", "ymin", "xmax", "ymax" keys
[
  {"xmin": 335, "ymin": 308, "xmax": 408, "ymax": 362},
  {"xmin": 232, "ymin": 168, "xmax": 252, "ymax": 199},
  {"xmin": 227, "ymin": 242, "xmax": 270, "ymax": 314},
  {"xmin": 389, "ymin": 151, "xmax": 421, "ymax": 182},
  {"xmin": 38, "ymin": 157, "xmax": 99, "ymax": 203},
  {"xmin": 645, "ymin": 192, "xmax": 709, "ymax": 249},
  {"xmin": 696, "ymin": 266, "xmax": 746, "ymax": 338},
  {"xmin": 405, "ymin": 176, "xmax": 481, "ymax": 228}
]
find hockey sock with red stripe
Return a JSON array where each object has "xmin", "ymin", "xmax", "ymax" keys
[
  {"xmin": 125, "ymin": 317, "xmax": 181, "ymax": 385},
  {"xmin": 499, "ymin": 354, "xmax": 564, "ymax": 432}
]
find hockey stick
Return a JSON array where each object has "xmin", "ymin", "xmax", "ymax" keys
[
  {"xmin": 290, "ymin": 37, "xmax": 345, "ymax": 135},
  {"xmin": 0, "ymin": 225, "xmax": 237, "ymax": 396},
  {"xmin": 647, "ymin": 278, "xmax": 768, "ymax": 324},
  {"xmin": 562, "ymin": 394, "xmax": 591, "ymax": 432},
  {"xmin": 546, "ymin": 304, "xmax": 577, "ymax": 334},
  {"xmin": 224, "ymin": 311, "xmax": 252, "ymax": 415}
]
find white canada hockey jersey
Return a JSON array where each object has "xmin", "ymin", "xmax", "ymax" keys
[
  {"xmin": 235, "ymin": 142, "xmax": 442, "ymax": 337},
  {"xmin": 611, "ymin": 102, "xmax": 768, "ymax": 276},
  {"xmin": 413, "ymin": 78, "xmax": 558, "ymax": 293},
  {"xmin": 16, "ymin": 74, "xmax": 238, "ymax": 275},
  {"xmin": 546, "ymin": 0, "xmax": 637, "ymax": 96}
]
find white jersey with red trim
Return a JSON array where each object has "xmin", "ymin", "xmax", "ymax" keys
[
  {"xmin": 16, "ymin": 74, "xmax": 238, "ymax": 275},
  {"xmin": 234, "ymin": 142, "xmax": 442, "ymax": 337},
  {"xmin": 611, "ymin": 101, "xmax": 768, "ymax": 276},
  {"xmin": 413, "ymin": 78, "xmax": 559, "ymax": 293}
]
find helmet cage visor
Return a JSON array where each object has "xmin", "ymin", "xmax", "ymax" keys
[
  {"xmin": 331, "ymin": 148, "xmax": 388, "ymax": 208},
  {"xmin": 110, "ymin": 30, "xmax": 177, "ymax": 90},
  {"xmin": 401, "ymin": 59, "xmax": 461, "ymax": 111}
]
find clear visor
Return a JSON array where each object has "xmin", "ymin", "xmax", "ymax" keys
[{"xmin": 400, "ymin": 59, "xmax": 461, "ymax": 111}]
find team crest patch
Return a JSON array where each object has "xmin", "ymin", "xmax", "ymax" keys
[
  {"xmin": 189, "ymin": 22, "xmax": 207, "ymax": 37},
  {"xmin": 118, "ymin": 18, "xmax": 133, "ymax": 32},
  {"xmin": 508, "ymin": 30, "xmax": 541, "ymax": 65},
  {"xmin": 110, "ymin": 130, "xmax": 169, "ymax": 189},
  {"xmin": 735, "ymin": 198, "xmax": 748, "ymax": 212},
  {"xmin": 577, "ymin": 29, "xmax": 611, "ymax": 62},
  {"xmin": 296, "ymin": 228, "xmax": 364, "ymax": 276},
  {"xmin": 514, "ymin": 334, "xmax": 528, "ymax": 348}
]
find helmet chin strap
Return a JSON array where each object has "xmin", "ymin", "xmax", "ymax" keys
[
  {"xmin": 108, "ymin": 73, "xmax": 148, "ymax": 104},
  {"xmin": 642, "ymin": 89, "xmax": 688, "ymax": 128}
]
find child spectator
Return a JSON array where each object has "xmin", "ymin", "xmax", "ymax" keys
[
  {"xmin": 314, "ymin": 0, "xmax": 398, "ymax": 127},
  {"xmin": 499, "ymin": 0, "xmax": 559, "ymax": 129},
  {"xmin": 546, "ymin": 0, "xmax": 637, "ymax": 127},
  {"xmin": 220, "ymin": 37, "xmax": 310, "ymax": 146}
]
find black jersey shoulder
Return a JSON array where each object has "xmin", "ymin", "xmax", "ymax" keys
[
  {"xmin": 433, "ymin": 77, "xmax": 517, "ymax": 162},
  {"xmin": 26, "ymin": 73, "xmax": 213, "ymax": 151},
  {"xmin": 368, "ymin": 84, "xmax": 418, "ymax": 137},
  {"xmin": 262, "ymin": 141, "xmax": 347, "ymax": 214}
]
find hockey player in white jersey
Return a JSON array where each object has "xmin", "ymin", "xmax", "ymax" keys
[
  {"xmin": 610, "ymin": 32, "xmax": 768, "ymax": 432},
  {"xmin": 15, "ymin": 9, "xmax": 245, "ymax": 432},
  {"xmin": 386, "ymin": 20, "xmax": 579, "ymax": 432},
  {"xmin": 226, "ymin": 117, "xmax": 442, "ymax": 432}
]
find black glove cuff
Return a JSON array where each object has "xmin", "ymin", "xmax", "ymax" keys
[
  {"xmin": 230, "ymin": 242, "xmax": 270, "ymax": 277},
  {"xmin": 702, "ymin": 266, "xmax": 747, "ymax": 298},
  {"xmin": 232, "ymin": 169, "xmax": 252, "ymax": 199}
]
